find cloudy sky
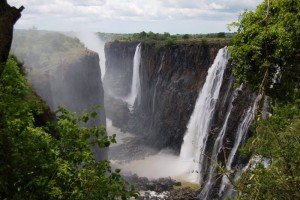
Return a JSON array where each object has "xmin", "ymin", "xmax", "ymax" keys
[{"xmin": 9, "ymin": 0, "xmax": 261, "ymax": 34}]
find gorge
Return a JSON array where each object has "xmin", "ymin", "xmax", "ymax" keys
[
  {"xmin": 2, "ymin": 0, "xmax": 299, "ymax": 199},
  {"xmin": 103, "ymin": 40, "xmax": 256, "ymax": 199},
  {"xmin": 11, "ymin": 31, "xmax": 255, "ymax": 199}
]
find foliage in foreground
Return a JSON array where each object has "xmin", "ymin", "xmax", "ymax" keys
[
  {"xmin": 0, "ymin": 58, "xmax": 137, "ymax": 199},
  {"xmin": 236, "ymin": 103, "xmax": 300, "ymax": 199},
  {"xmin": 230, "ymin": 0, "xmax": 299, "ymax": 100},
  {"xmin": 229, "ymin": 0, "xmax": 300, "ymax": 199}
]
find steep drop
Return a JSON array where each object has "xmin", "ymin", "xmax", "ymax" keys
[
  {"xmin": 74, "ymin": 32, "xmax": 106, "ymax": 79},
  {"xmin": 179, "ymin": 47, "xmax": 229, "ymax": 183}
]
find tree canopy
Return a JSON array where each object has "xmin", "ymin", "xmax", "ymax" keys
[
  {"xmin": 0, "ymin": 58, "xmax": 137, "ymax": 199},
  {"xmin": 229, "ymin": 0, "xmax": 300, "ymax": 199},
  {"xmin": 230, "ymin": 0, "xmax": 300, "ymax": 101}
]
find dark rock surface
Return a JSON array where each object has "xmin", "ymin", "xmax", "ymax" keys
[
  {"xmin": 124, "ymin": 174, "xmax": 180, "ymax": 193},
  {"xmin": 0, "ymin": 1, "xmax": 23, "ymax": 66},
  {"xmin": 167, "ymin": 188, "xmax": 200, "ymax": 200},
  {"xmin": 104, "ymin": 41, "xmax": 139, "ymax": 97}
]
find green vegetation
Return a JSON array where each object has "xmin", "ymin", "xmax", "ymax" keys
[
  {"xmin": 101, "ymin": 31, "xmax": 232, "ymax": 43},
  {"xmin": 237, "ymin": 103, "xmax": 300, "ymax": 199},
  {"xmin": 174, "ymin": 180, "xmax": 201, "ymax": 191},
  {"xmin": 12, "ymin": 30, "xmax": 86, "ymax": 73},
  {"xmin": 0, "ymin": 58, "xmax": 137, "ymax": 199},
  {"xmin": 229, "ymin": 0, "xmax": 300, "ymax": 199},
  {"xmin": 229, "ymin": 0, "xmax": 299, "ymax": 100},
  {"xmin": 101, "ymin": 31, "xmax": 232, "ymax": 55}
]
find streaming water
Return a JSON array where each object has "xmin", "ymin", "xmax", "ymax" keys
[
  {"xmin": 179, "ymin": 47, "xmax": 229, "ymax": 183},
  {"xmin": 126, "ymin": 43, "xmax": 141, "ymax": 109},
  {"xmin": 199, "ymin": 85, "xmax": 241, "ymax": 199},
  {"xmin": 218, "ymin": 106, "xmax": 253, "ymax": 198}
]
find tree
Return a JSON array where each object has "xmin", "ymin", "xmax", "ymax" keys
[
  {"xmin": 0, "ymin": 58, "xmax": 138, "ymax": 199},
  {"xmin": 230, "ymin": 0, "xmax": 300, "ymax": 101},
  {"xmin": 229, "ymin": 0, "xmax": 300, "ymax": 199},
  {"xmin": 0, "ymin": 0, "xmax": 24, "ymax": 74}
]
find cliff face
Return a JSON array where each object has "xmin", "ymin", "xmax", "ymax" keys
[
  {"xmin": 138, "ymin": 42, "xmax": 227, "ymax": 151},
  {"xmin": 104, "ymin": 41, "xmax": 254, "ymax": 198},
  {"xmin": 104, "ymin": 41, "xmax": 249, "ymax": 152},
  {"xmin": 29, "ymin": 51, "xmax": 106, "ymax": 160},
  {"xmin": 104, "ymin": 41, "xmax": 139, "ymax": 97},
  {"xmin": 11, "ymin": 31, "xmax": 106, "ymax": 160}
]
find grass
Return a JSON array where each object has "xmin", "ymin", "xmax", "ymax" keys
[{"xmin": 174, "ymin": 180, "xmax": 201, "ymax": 190}]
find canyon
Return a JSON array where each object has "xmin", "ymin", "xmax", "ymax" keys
[
  {"xmin": 11, "ymin": 31, "xmax": 256, "ymax": 199},
  {"xmin": 104, "ymin": 40, "xmax": 256, "ymax": 199}
]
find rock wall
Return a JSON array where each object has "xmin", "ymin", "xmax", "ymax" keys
[
  {"xmin": 104, "ymin": 41, "xmax": 250, "ymax": 152},
  {"xmin": 104, "ymin": 41, "xmax": 255, "ymax": 198},
  {"xmin": 11, "ymin": 31, "xmax": 106, "ymax": 160},
  {"xmin": 104, "ymin": 41, "xmax": 139, "ymax": 97}
]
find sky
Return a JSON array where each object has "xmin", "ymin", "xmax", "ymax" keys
[{"xmin": 8, "ymin": 0, "xmax": 262, "ymax": 34}]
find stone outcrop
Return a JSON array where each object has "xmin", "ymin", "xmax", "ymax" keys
[
  {"xmin": 0, "ymin": 1, "xmax": 23, "ymax": 73},
  {"xmin": 11, "ymin": 32, "xmax": 106, "ymax": 160},
  {"xmin": 104, "ymin": 41, "xmax": 139, "ymax": 97}
]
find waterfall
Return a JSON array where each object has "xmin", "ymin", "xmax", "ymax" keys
[
  {"xmin": 218, "ymin": 106, "xmax": 253, "ymax": 198},
  {"xmin": 179, "ymin": 47, "xmax": 229, "ymax": 183},
  {"xmin": 199, "ymin": 85, "xmax": 241, "ymax": 199},
  {"xmin": 74, "ymin": 32, "xmax": 106, "ymax": 79},
  {"xmin": 126, "ymin": 43, "xmax": 142, "ymax": 109}
]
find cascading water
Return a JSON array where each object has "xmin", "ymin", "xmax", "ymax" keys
[
  {"xmin": 199, "ymin": 85, "xmax": 241, "ymax": 199},
  {"xmin": 218, "ymin": 105, "xmax": 254, "ymax": 198},
  {"xmin": 179, "ymin": 47, "xmax": 229, "ymax": 183},
  {"xmin": 126, "ymin": 43, "xmax": 142, "ymax": 109},
  {"xmin": 74, "ymin": 32, "xmax": 106, "ymax": 79}
]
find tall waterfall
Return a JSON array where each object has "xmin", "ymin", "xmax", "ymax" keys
[
  {"xmin": 74, "ymin": 32, "xmax": 106, "ymax": 79},
  {"xmin": 179, "ymin": 47, "xmax": 229, "ymax": 183},
  {"xmin": 199, "ymin": 85, "xmax": 241, "ymax": 199},
  {"xmin": 126, "ymin": 43, "xmax": 142, "ymax": 108}
]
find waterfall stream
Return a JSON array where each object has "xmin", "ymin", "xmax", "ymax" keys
[
  {"xmin": 218, "ymin": 106, "xmax": 254, "ymax": 198},
  {"xmin": 199, "ymin": 85, "xmax": 241, "ymax": 199},
  {"xmin": 179, "ymin": 47, "xmax": 229, "ymax": 183},
  {"xmin": 126, "ymin": 43, "xmax": 142, "ymax": 109}
]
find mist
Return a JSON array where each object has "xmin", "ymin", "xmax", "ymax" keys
[
  {"xmin": 73, "ymin": 32, "xmax": 106, "ymax": 79},
  {"xmin": 112, "ymin": 150, "xmax": 193, "ymax": 181}
]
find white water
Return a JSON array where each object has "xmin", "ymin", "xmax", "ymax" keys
[
  {"xmin": 113, "ymin": 150, "xmax": 191, "ymax": 180},
  {"xmin": 179, "ymin": 47, "xmax": 229, "ymax": 183},
  {"xmin": 199, "ymin": 86, "xmax": 241, "ymax": 199},
  {"xmin": 126, "ymin": 43, "xmax": 142, "ymax": 109},
  {"xmin": 74, "ymin": 32, "xmax": 106, "ymax": 79},
  {"xmin": 218, "ymin": 106, "xmax": 253, "ymax": 197}
]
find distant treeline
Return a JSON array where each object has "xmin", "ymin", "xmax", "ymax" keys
[
  {"xmin": 98, "ymin": 31, "xmax": 233, "ymax": 43},
  {"xmin": 99, "ymin": 31, "xmax": 232, "ymax": 54}
]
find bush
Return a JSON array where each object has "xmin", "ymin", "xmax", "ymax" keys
[{"xmin": 0, "ymin": 58, "xmax": 138, "ymax": 199}]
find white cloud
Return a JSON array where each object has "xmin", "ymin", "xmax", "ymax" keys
[{"xmin": 8, "ymin": 0, "xmax": 262, "ymax": 33}]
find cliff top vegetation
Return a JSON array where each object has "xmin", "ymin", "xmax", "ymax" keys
[
  {"xmin": 11, "ymin": 30, "xmax": 94, "ymax": 75},
  {"xmin": 99, "ymin": 31, "xmax": 232, "ymax": 44}
]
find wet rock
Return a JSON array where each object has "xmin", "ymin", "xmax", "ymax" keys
[
  {"xmin": 167, "ymin": 187, "xmax": 201, "ymax": 200},
  {"xmin": 123, "ymin": 174, "xmax": 180, "ymax": 193}
]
